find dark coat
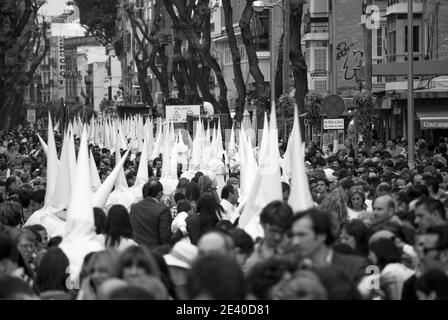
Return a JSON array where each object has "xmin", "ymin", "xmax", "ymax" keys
[{"xmin": 129, "ymin": 197, "xmax": 172, "ymax": 249}]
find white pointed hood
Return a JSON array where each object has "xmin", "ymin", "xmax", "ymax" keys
[
  {"xmin": 288, "ymin": 104, "xmax": 315, "ymax": 211},
  {"xmin": 36, "ymin": 133, "xmax": 48, "ymax": 155},
  {"xmin": 89, "ymin": 149, "xmax": 102, "ymax": 192},
  {"xmin": 239, "ymin": 103, "xmax": 283, "ymax": 240},
  {"xmin": 60, "ymin": 126, "xmax": 104, "ymax": 281},
  {"xmin": 134, "ymin": 138, "xmax": 149, "ymax": 187},
  {"xmin": 44, "ymin": 113, "xmax": 59, "ymax": 207},
  {"xmin": 52, "ymin": 133, "xmax": 72, "ymax": 211},
  {"xmin": 114, "ymin": 147, "xmax": 129, "ymax": 190},
  {"xmin": 92, "ymin": 149, "xmax": 130, "ymax": 208}
]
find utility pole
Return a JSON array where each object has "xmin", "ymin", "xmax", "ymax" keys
[
  {"xmin": 330, "ymin": 0, "xmax": 337, "ymax": 94},
  {"xmin": 282, "ymin": 0, "xmax": 290, "ymax": 142},
  {"xmin": 407, "ymin": 0, "xmax": 415, "ymax": 168}
]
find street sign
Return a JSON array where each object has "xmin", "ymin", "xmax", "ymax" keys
[
  {"xmin": 323, "ymin": 118, "xmax": 344, "ymax": 130},
  {"xmin": 27, "ymin": 109, "xmax": 36, "ymax": 123},
  {"xmin": 166, "ymin": 105, "xmax": 200, "ymax": 123},
  {"xmin": 322, "ymin": 94, "xmax": 346, "ymax": 118}
]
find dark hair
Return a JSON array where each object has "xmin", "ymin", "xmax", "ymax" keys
[
  {"xmin": 30, "ymin": 189, "xmax": 45, "ymax": 204},
  {"xmin": 115, "ymin": 246, "xmax": 160, "ymax": 279},
  {"xmin": 105, "ymin": 205, "xmax": 134, "ymax": 248},
  {"xmin": 369, "ymin": 238, "xmax": 401, "ymax": 270},
  {"xmin": 109, "ymin": 286, "xmax": 155, "ymax": 300},
  {"xmin": 416, "ymin": 269, "xmax": 448, "ymax": 299},
  {"xmin": 197, "ymin": 195, "xmax": 224, "ymax": 235},
  {"xmin": 185, "ymin": 182, "xmax": 201, "ymax": 202},
  {"xmin": 0, "ymin": 276, "xmax": 36, "ymax": 299},
  {"xmin": 317, "ymin": 178, "xmax": 330, "ymax": 187},
  {"xmin": 93, "ymin": 207, "xmax": 107, "ymax": 235},
  {"xmin": 260, "ymin": 201, "xmax": 293, "ymax": 231},
  {"xmin": 292, "ymin": 208, "xmax": 336, "ymax": 245},
  {"xmin": 0, "ymin": 201, "xmax": 23, "ymax": 228},
  {"xmin": 220, "ymin": 184, "xmax": 235, "ymax": 200},
  {"xmin": 143, "ymin": 180, "xmax": 163, "ymax": 198},
  {"xmin": 312, "ymin": 266, "xmax": 362, "ymax": 300},
  {"xmin": 341, "ymin": 219, "xmax": 368, "ymax": 256},
  {"xmin": 35, "ymin": 248, "xmax": 69, "ymax": 293},
  {"xmin": 187, "ymin": 255, "xmax": 246, "ymax": 299},
  {"xmin": 282, "ymin": 182, "xmax": 290, "ymax": 194},
  {"xmin": 174, "ymin": 192, "xmax": 185, "ymax": 204},
  {"xmin": 47, "ymin": 236, "xmax": 62, "ymax": 247},
  {"xmin": 228, "ymin": 228, "xmax": 254, "ymax": 255},
  {"xmin": 246, "ymin": 258, "xmax": 295, "ymax": 299},
  {"xmin": 423, "ymin": 176, "xmax": 440, "ymax": 194},
  {"xmin": 408, "ymin": 185, "xmax": 430, "ymax": 200},
  {"xmin": 416, "ymin": 198, "xmax": 446, "ymax": 221},
  {"xmin": 176, "ymin": 199, "xmax": 191, "ymax": 213}
]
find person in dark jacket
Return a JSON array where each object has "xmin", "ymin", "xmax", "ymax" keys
[{"xmin": 129, "ymin": 180, "xmax": 172, "ymax": 249}]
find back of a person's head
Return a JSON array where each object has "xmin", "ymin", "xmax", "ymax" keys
[
  {"xmin": 106, "ymin": 205, "xmax": 133, "ymax": 245},
  {"xmin": 109, "ymin": 285, "xmax": 155, "ymax": 300},
  {"xmin": 187, "ymin": 255, "xmax": 245, "ymax": 300},
  {"xmin": 30, "ymin": 189, "xmax": 45, "ymax": 204},
  {"xmin": 0, "ymin": 276, "xmax": 37, "ymax": 300},
  {"xmin": 312, "ymin": 266, "xmax": 362, "ymax": 300},
  {"xmin": 93, "ymin": 207, "xmax": 107, "ymax": 235},
  {"xmin": 185, "ymin": 182, "xmax": 201, "ymax": 202},
  {"xmin": 36, "ymin": 247, "xmax": 69, "ymax": 293},
  {"xmin": 0, "ymin": 201, "xmax": 23, "ymax": 228},
  {"xmin": 143, "ymin": 180, "xmax": 163, "ymax": 198},
  {"xmin": 272, "ymin": 269, "xmax": 328, "ymax": 300},
  {"xmin": 260, "ymin": 201, "xmax": 293, "ymax": 231},
  {"xmin": 126, "ymin": 275, "xmax": 169, "ymax": 300},
  {"xmin": 228, "ymin": 228, "xmax": 254, "ymax": 256},
  {"xmin": 176, "ymin": 199, "xmax": 191, "ymax": 213},
  {"xmin": 246, "ymin": 258, "xmax": 294, "ymax": 300},
  {"xmin": 368, "ymin": 238, "xmax": 401, "ymax": 269},
  {"xmin": 416, "ymin": 269, "xmax": 448, "ymax": 300}
]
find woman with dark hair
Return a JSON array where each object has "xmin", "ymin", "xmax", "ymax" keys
[
  {"xmin": 105, "ymin": 205, "xmax": 137, "ymax": 251},
  {"xmin": 115, "ymin": 245, "xmax": 161, "ymax": 281},
  {"xmin": 151, "ymin": 249, "xmax": 178, "ymax": 300},
  {"xmin": 368, "ymin": 238, "xmax": 414, "ymax": 300},
  {"xmin": 339, "ymin": 219, "xmax": 369, "ymax": 257},
  {"xmin": 186, "ymin": 195, "xmax": 224, "ymax": 245},
  {"xmin": 35, "ymin": 247, "xmax": 72, "ymax": 300},
  {"xmin": 93, "ymin": 207, "xmax": 107, "ymax": 235},
  {"xmin": 198, "ymin": 175, "xmax": 220, "ymax": 203},
  {"xmin": 185, "ymin": 182, "xmax": 201, "ymax": 213}
]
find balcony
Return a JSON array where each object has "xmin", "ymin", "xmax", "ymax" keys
[{"xmin": 386, "ymin": 0, "xmax": 422, "ymax": 15}]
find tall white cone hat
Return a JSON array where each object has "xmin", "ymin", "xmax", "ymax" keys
[
  {"xmin": 36, "ymin": 133, "xmax": 48, "ymax": 155},
  {"xmin": 288, "ymin": 104, "xmax": 315, "ymax": 212},
  {"xmin": 89, "ymin": 149, "xmax": 102, "ymax": 192},
  {"xmin": 114, "ymin": 147, "xmax": 129, "ymax": 189},
  {"xmin": 239, "ymin": 102, "xmax": 282, "ymax": 240},
  {"xmin": 53, "ymin": 133, "xmax": 72, "ymax": 211},
  {"xmin": 44, "ymin": 113, "xmax": 59, "ymax": 207},
  {"xmin": 60, "ymin": 126, "xmax": 104, "ymax": 282},
  {"xmin": 93, "ymin": 149, "xmax": 130, "ymax": 208}
]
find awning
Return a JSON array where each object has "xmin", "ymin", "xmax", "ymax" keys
[{"xmin": 416, "ymin": 104, "xmax": 448, "ymax": 130}]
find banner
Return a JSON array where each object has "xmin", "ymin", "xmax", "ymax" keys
[{"xmin": 58, "ymin": 36, "xmax": 66, "ymax": 99}]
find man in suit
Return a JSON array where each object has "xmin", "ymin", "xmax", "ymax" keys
[
  {"xmin": 129, "ymin": 180, "xmax": 172, "ymax": 249},
  {"xmin": 289, "ymin": 208, "xmax": 369, "ymax": 284}
]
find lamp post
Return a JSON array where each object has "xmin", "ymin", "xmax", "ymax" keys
[{"xmin": 407, "ymin": 0, "xmax": 415, "ymax": 168}]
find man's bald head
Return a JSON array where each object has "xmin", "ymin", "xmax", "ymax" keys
[
  {"xmin": 197, "ymin": 231, "xmax": 235, "ymax": 259},
  {"xmin": 373, "ymin": 195, "xmax": 395, "ymax": 222}
]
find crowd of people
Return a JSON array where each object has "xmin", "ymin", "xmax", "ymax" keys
[{"xmin": 1, "ymin": 123, "xmax": 448, "ymax": 300}]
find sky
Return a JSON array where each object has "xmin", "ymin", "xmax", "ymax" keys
[{"xmin": 40, "ymin": 0, "xmax": 67, "ymax": 17}]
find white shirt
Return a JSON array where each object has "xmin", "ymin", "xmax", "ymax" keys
[{"xmin": 220, "ymin": 199, "xmax": 237, "ymax": 223}]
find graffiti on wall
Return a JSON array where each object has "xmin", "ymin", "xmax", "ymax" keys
[{"xmin": 336, "ymin": 42, "xmax": 364, "ymax": 82}]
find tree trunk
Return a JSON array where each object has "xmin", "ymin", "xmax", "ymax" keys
[
  {"xmin": 275, "ymin": 33, "xmax": 284, "ymax": 101},
  {"xmin": 135, "ymin": 57, "xmax": 154, "ymax": 106},
  {"xmin": 239, "ymin": 0, "xmax": 268, "ymax": 114},
  {"xmin": 223, "ymin": 0, "xmax": 246, "ymax": 123},
  {"xmin": 172, "ymin": 29, "xmax": 186, "ymax": 102},
  {"xmin": 290, "ymin": 3, "xmax": 308, "ymax": 138}
]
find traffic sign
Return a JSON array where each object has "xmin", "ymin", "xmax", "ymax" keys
[
  {"xmin": 322, "ymin": 94, "xmax": 345, "ymax": 118},
  {"xmin": 166, "ymin": 105, "xmax": 200, "ymax": 123},
  {"xmin": 323, "ymin": 119, "xmax": 344, "ymax": 130}
]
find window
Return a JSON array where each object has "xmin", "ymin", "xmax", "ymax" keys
[
  {"xmin": 376, "ymin": 28, "xmax": 383, "ymax": 57},
  {"xmin": 251, "ymin": 9, "xmax": 269, "ymax": 51},
  {"xmin": 313, "ymin": 48, "xmax": 327, "ymax": 71},
  {"xmin": 405, "ymin": 26, "xmax": 419, "ymax": 53},
  {"xmin": 311, "ymin": 0, "xmax": 328, "ymax": 14},
  {"xmin": 224, "ymin": 48, "xmax": 231, "ymax": 64},
  {"xmin": 313, "ymin": 79, "xmax": 327, "ymax": 92}
]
